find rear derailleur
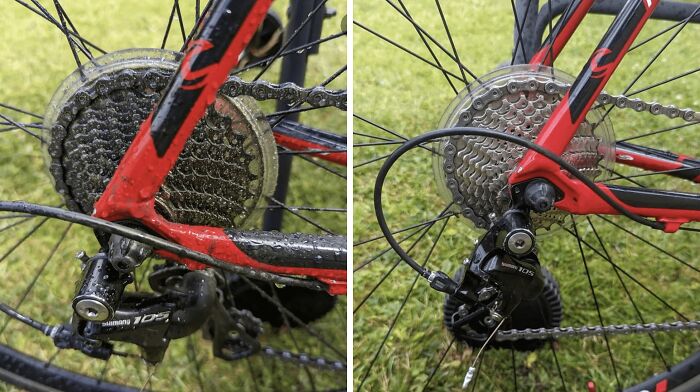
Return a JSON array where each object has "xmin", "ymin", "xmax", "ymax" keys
[
  {"xmin": 433, "ymin": 181, "xmax": 562, "ymax": 349},
  {"xmin": 52, "ymin": 234, "xmax": 262, "ymax": 363}
]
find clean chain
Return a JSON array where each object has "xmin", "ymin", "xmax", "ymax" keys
[{"xmin": 440, "ymin": 77, "xmax": 699, "ymax": 340}]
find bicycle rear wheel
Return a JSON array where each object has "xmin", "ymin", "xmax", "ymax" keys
[
  {"xmin": 0, "ymin": 0, "xmax": 347, "ymax": 390},
  {"xmin": 353, "ymin": 1, "xmax": 700, "ymax": 390}
]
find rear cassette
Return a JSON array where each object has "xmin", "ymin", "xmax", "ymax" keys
[{"xmin": 44, "ymin": 49, "xmax": 278, "ymax": 228}]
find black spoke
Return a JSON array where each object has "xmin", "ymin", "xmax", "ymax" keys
[
  {"xmin": 52, "ymin": 0, "xmax": 84, "ymax": 70},
  {"xmin": 232, "ymin": 32, "xmax": 346, "ymax": 76},
  {"xmin": 161, "ymin": 0, "xmax": 178, "ymax": 49},
  {"xmin": 266, "ymin": 196, "xmax": 337, "ymax": 235},
  {"xmin": 354, "ymin": 223, "xmax": 427, "ymax": 272},
  {"xmin": 628, "ymin": 66, "xmax": 700, "ymax": 97},
  {"xmin": 0, "ymin": 223, "xmax": 71, "ymax": 337},
  {"xmin": 253, "ymin": 0, "xmax": 329, "ymax": 81},
  {"xmin": 384, "ymin": 0, "xmax": 480, "ymax": 82},
  {"xmin": 270, "ymin": 284, "xmax": 317, "ymax": 392},
  {"xmin": 510, "ymin": 0, "xmax": 533, "ymax": 66},
  {"xmin": 353, "ymin": 131, "xmax": 396, "ymax": 143},
  {"xmin": 435, "ymin": 0, "xmax": 467, "ymax": 88},
  {"xmin": 296, "ymin": 153, "xmax": 347, "ymax": 179},
  {"xmin": 394, "ymin": 0, "xmax": 458, "ymax": 94},
  {"xmin": 354, "ymin": 215, "xmax": 449, "ymax": 313},
  {"xmin": 605, "ymin": 166, "xmax": 700, "ymax": 182},
  {"xmin": 549, "ymin": 341, "xmax": 566, "ymax": 391},
  {"xmin": 570, "ymin": 218, "xmax": 621, "ymax": 391},
  {"xmin": 13, "ymin": 0, "xmax": 106, "ymax": 55},
  {"xmin": 587, "ymin": 218, "xmax": 670, "ymax": 370},
  {"xmin": 239, "ymin": 275, "xmax": 345, "ymax": 360},
  {"xmin": 0, "ymin": 216, "xmax": 35, "ymax": 234},
  {"xmin": 258, "ymin": 205, "xmax": 346, "ymax": 213},
  {"xmin": 622, "ymin": 4, "xmax": 700, "ymax": 95},
  {"xmin": 618, "ymin": 120, "xmax": 699, "ymax": 143},
  {"xmin": 0, "ymin": 217, "xmax": 49, "ymax": 264},
  {"xmin": 357, "ymin": 216, "xmax": 449, "ymax": 390},
  {"xmin": 269, "ymin": 65, "xmax": 346, "ymax": 130},
  {"xmin": 278, "ymin": 148, "xmax": 347, "ymax": 156},
  {"xmin": 353, "ymin": 204, "xmax": 456, "ymax": 247},
  {"xmin": 564, "ymin": 227, "xmax": 689, "ymax": 321},
  {"xmin": 353, "ymin": 21, "xmax": 467, "ymax": 84},
  {"xmin": 0, "ymin": 103, "xmax": 43, "ymax": 120},
  {"xmin": 0, "ymin": 113, "xmax": 45, "ymax": 141},
  {"xmin": 174, "ymin": 0, "xmax": 187, "ymax": 45},
  {"xmin": 422, "ymin": 337, "xmax": 455, "ymax": 392},
  {"xmin": 268, "ymin": 104, "xmax": 337, "ymax": 119},
  {"xmin": 598, "ymin": 215, "xmax": 699, "ymax": 274}
]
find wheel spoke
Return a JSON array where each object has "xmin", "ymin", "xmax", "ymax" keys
[
  {"xmin": 394, "ymin": 0, "xmax": 458, "ymax": 94},
  {"xmin": 253, "ymin": 0, "xmax": 329, "ymax": 82},
  {"xmin": 0, "ymin": 223, "xmax": 71, "ymax": 337},
  {"xmin": 239, "ymin": 275, "xmax": 345, "ymax": 361},
  {"xmin": 597, "ymin": 215, "xmax": 699, "ymax": 274},
  {"xmin": 570, "ymin": 218, "xmax": 622, "ymax": 391},
  {"xmin": 353, "ymin": 21, "xmax": 467, "ymax": 84},
  {"xmin": 435, "ymin": 0, "xmax": 468, "ymax": 88},
  {"xmin": 422, "ymin": 337, "xmax": 455, "ymax": 392},
  {"xmin": 353, "ymin": 203, "xmax": 456, "ymax": 247},
  {"xmin": 266, "ymin": 196, "xmax": 338, "ymax": 235},
  {"xmin": 357, "ymin": 216, "xmax": 449, "ymax": 390},
  {"xmin": 564, "ymin": 226, "xmax": 689, "ymax": 321},
  {"xmin": 587, "ymin": 217, "xmax": 670, "ymax": 370},
  {"xmin": 383, "ymin": 0, "xmax": 479, "ymax": 82}
]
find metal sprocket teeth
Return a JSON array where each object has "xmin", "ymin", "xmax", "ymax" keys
[
  {"xmin": 43, "ymin": 49, "xmax": 278, "ymax": 228},
  {"xmin": 435, "ymin": 65, "xmax": 614, "ymax": 230}
]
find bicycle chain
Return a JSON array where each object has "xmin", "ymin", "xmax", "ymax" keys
[
  {"xmin": 261, "ymin": 346, "xmax": 346, "ymax": 372},
  {"xmin": 448, "ymin": 77, "xmax": 699, "ymax": 339},
  {"xmin": 222, "ymin": 76, "xmax": 347, "ymax": 111},
  {"xmin": 496, "ymin": 320, "xmax": 700, "ymax": 341}
]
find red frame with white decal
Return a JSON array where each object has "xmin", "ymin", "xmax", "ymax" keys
[
  {"xmin": 508, "ymin": 0, "xmax": 700, "ymax": 233},
  {"xmin": 91, "ymin": 0, "xmax": 346, "ymax": 294}
]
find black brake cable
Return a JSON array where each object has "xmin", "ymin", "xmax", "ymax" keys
[{"xmin": 374, "ymin": 127, "xmax": 666, "ymax": 280}]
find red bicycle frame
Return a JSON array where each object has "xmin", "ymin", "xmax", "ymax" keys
[
  {"xmin": 509, "ymin": 0, "xmax": 700, "ymax": 233},
  {"xmin": 92, "ymin": 0, "xmax": 346, "ymax": 294}
]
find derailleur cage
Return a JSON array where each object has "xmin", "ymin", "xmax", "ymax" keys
[
  {"xmin": 65, "ymin": 236, "xmax": 263, "ymax": 363},
  {"xmin": 431, "ymin": 206, "xmax": 546, "ymax": 333}
]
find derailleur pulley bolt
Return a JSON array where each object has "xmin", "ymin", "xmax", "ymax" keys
[
  {"xmin": 477, "ymin": 287, "xmax": 498, "ymax": 302},
  {"xmin": 75, "ymin": 250, "xmax": 90, "ymax": 263}
]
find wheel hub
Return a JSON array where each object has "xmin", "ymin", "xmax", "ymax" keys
[{"xmin": 44, "ymin": 49, "xmax": 278, "ymax": 227}]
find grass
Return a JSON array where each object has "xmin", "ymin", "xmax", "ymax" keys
[
  {"xmin": 0, "ymin": 1, "xmax": 346, "ymax": 391},
  {"xmin": 353, "ymin": 1, "xmax": 700, "ymax": 391}
]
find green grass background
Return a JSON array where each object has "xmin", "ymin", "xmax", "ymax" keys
[
  {"xmin": 353, "ymin": 1, "xmax": 700, "ymax": 391},
  {"xmin": 0, "ymin": 1, "xmax": 346, "ymax": 391}
]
